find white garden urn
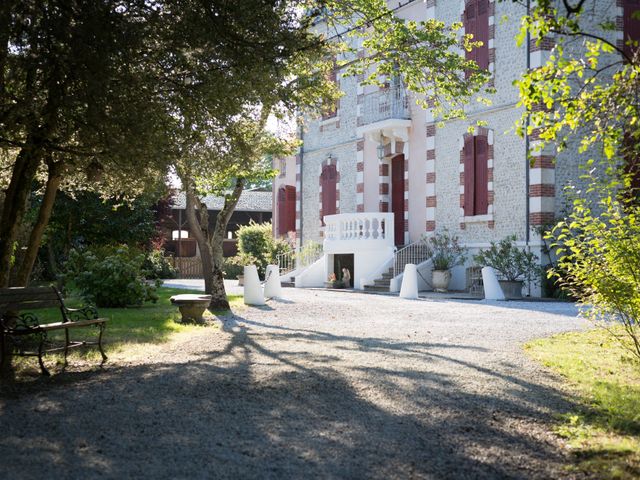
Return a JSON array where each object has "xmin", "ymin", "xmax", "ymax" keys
[{"xmin": 432, "ymin": 270, "xmax": 451, "ymax": 292}]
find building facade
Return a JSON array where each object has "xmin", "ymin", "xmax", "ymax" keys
[{"xmin": 273, "ymin": 0, "xmax": 634, "ymax": 293}]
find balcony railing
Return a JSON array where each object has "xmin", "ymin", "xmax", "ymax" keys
[
  {"xmin": 323, "ymin": 213, "xmax": 395, "ymax": 251},
  {"xmin": 361, "ymin": 86, "xmax": 410, "ymax": 126}
]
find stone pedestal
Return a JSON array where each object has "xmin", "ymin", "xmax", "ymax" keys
[
  {"xmin": 264, "ymin": 265, "xmax": 282, "ymax": 299},
  {"xmin": 399, "ymin": 264, "xmax": 418, "ymax": 299},
  {"xmin": 170, "ymin": 294, "xmax": 212, "ymax": 323},
  {"xmin": 244, "ymin": 265, "xmax": 265, "ymax": 306}
]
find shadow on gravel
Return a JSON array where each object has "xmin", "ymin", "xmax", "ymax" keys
[
  {"xmin": 0, "ymin": 314, "xmax": 579, "ymax": 479},
  {"xmin": 461, "ymin": 299, "xmax": 580, "ymax": 318}
]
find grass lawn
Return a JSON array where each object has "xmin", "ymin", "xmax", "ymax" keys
[
  {"xmin": 526, "ymin": 328, "xmax": 640, "ymax": 479},
  {"xmin": 12, "ymin": 287, "xmax": 243, "ymax": 376}
]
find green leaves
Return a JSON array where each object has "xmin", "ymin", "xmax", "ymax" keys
[
  {"xmin": 473, "ymin": 235, "xmax": 540, "ymax": 283},
  {"xmin": 513, "ymin": 0, "xmax": 639, "ymax": 167},
  {"xmin": 548, "ymin": 170, "xmax": 640, "ymax": 361},
  {"xmin": 64, "ymin": 245, "xmax": 159, "ymax": 308},
  {"xmin": 421, "ymin": 229, "xmax": 467, "ymax": 271}
]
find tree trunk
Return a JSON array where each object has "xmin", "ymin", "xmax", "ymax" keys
[
  {"xmin": 182, "ymin": 177, "xmax": 245, "ymax": 311},
  {"xmin": 47, "ymin": 242, "xmax": 59, "ymax": 279},
  {"xmin": 14, "ymin": 160, "xmax": 64, "ymax": 287},
  {"xmin": 208, "ymin": 178, "xmax": 246, "ymax": 310},
  {"xmin": 0, "ymin": 144, "xmax": 45, "ymax": 287},
  {"xmin": 184, "ymin": 187, "xmax": 216, "ymax": 296}
]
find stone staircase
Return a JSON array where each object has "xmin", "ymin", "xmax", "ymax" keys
[
  {"xmin": 362, "ymin": 267, "xmax": 395, "ymax": 293},
  {"xmin": 281, "ymin": 275, "xmax": 295, "ymax": 288}
]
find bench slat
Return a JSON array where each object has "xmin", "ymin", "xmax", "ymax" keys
[
  {"xmin": 0, "ymin": 287, "xmax": 58, "ymax": 297},
  {"xmin": 37, "ymin": 318, "xmax": 108, "ymax": 331},
  {"xmin": 0, "ymin": 299, "xmax": 61, "ymax": 311}
]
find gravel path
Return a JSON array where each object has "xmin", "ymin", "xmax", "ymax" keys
[{"xmin": 0, "ymin": 289, "xmax": 588, "ymax": 479}]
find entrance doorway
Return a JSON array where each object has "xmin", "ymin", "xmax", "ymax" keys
[
  {"xmin": 391, "ymin": 154, "xmax": 405, "ymax": 246},
  {"xmin": 333, "ymin": 254, "xmax": 354, "ymax": 288}
]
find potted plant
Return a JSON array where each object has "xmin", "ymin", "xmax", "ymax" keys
[
  {"xmin": 422, "ymin": 230, "xmax": 467, "ymax": 292},
  {"xmin": 473, "ymin": 235, "xmax": 539, "ymax": 299},
  {"xmin": 324, "ymin": 272, "xmax": 343, "ymax": 289}
]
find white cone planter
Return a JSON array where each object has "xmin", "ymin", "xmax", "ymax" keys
[
  {"xmin": 481, "ymin": 266, "xmax": 506, "ymax": 300},
  {"xmin": 243, "ymin": 265, "xmax": 265, "ymax": 305},
  {"xmin": 264, "ymin": 264, "xmax": 282, "ymax": 299},
  {"xmin": 399, "ymin": 264, "xmax": 419, "ymax": 299}
]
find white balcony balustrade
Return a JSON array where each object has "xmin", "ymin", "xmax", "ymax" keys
[{"xmin": 323, "ymin": 213, "xmax": 395, "ymax": 253}]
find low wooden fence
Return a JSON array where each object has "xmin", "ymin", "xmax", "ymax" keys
[{"xmin": 168, "ymin": 257, "xmax": 203, "ymax": 279}]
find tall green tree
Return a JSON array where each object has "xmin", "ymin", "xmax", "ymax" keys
[
  {"xmin": 0, "ymin": 0, "xmax": 176, "ymax": 286},
  {"xmin": 177, "ymin": 116, "xmax": 296, "ymax": 309}
]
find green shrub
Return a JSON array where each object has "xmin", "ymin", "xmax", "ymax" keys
[
  {"xmin": 236, "ymin": 221, "xmax": 292, "ymax": 278},
  {"xmin": 64, "ymin": 245, "xmax": 159, "ymax": 307},
  {"xmin": 237, "ymin": 221, "xmax": 272, "ymax": 276},
  {"xmin": 142, "ymin": 249, "xmax": 178, "ymax": 279},
  {"xmin": 473, "ymin": 235, "xmax": 539, "ymax": 283},
  {"xmin": 270, "ymin": 238, "xmax": 293, "ymax": 263},
  {"xmin": 222, "ymin": 256, "xmax": 248, "ymax": 279}
]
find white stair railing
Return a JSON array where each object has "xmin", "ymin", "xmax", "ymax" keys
[
  {"xmin": 277, "ymin": 244, "xmax": 323, "ymax": 277},
  {"xmin": 277, "ymin": 250, "xmax": 296, "ymax": 276},
  {"xmin": 393, "ymin": 239, "xmax": 432, "ymax": 277}
]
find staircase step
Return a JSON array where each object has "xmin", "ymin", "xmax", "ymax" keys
[
  {"xmin": 363, "ymin": 285, "xmax": 391, "ymax": 293},
  {"xmin": 282, "ymin": 282, "xmax": 295, "ymax": 288},
  {"xmin": 374, "ymin": 279, "xmax": 391, "ymax": 286}
]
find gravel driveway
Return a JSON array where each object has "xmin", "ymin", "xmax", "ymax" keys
[{"xmin": 0, "ymin": 289, "xmax": 588, "ymax": 479}]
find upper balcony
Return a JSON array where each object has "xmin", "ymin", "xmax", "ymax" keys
[
  {"xmin": 361, "ymin": 86, "xmax": 410, "ymax": 125},
  {"xmin": 357, "ymin": 86, "xmax": 412, "ymax": 143}
]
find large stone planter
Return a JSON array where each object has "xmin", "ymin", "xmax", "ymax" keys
[
  {"xmin": 169, "ymin": 294, "xmax": 212, "ymax": 324},
  {"xmin": 432, "ymin": 270, "xmax": 452, "ymax": 292},
  {"xmin": 498, "ymin": 280, "xmax": 523, "ymax": 299}
]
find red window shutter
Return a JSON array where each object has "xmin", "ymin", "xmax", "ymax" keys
[
  {"xmin": 476, "ymin": 0, "xmax": 490, "ymax": 70},
  {"xmin": 285, "ymin": 186, "xmax": 296, "ymax": 234},
  {"xmin": 277, "ymin": 187, "xmax": 287, "ymax": 236},
  {"xmin": 463, "ymin": 134, "xmax": 475, "ymax": 216},
  {"xmin": 474, "ymin": 135, "xmax": 489, "ymax": 215},
  {"xmin": 464, "ymin": 0, "xmax": 478, "ymax": 78},
  {"xmin": 624, "ymin": 0, "xmax": 640, "ymax": 58},
  {"xmin": 321, "ymin": 165, "xmax": 337, "ymax": 221}
]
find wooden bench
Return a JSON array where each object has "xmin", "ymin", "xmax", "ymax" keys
[{"xmin": 0, "ymin": 286, "xmax": 108, "ymax": 376}]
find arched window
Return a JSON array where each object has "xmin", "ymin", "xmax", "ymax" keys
[
  {"xmin": 321, "ymin": 164, "xmax": 337, "ymax": 223},
  {"xmin": 463, "ymin": 133, "xmax": 489, "ymax": 216},
  {"xmin": 464, "ymin": 0, "xmax": 489, "ymax": 75}
]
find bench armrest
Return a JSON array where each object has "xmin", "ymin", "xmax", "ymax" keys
[{"xmin": 63, "ymin": 305, "xmax": 99, "ymax": 322}]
